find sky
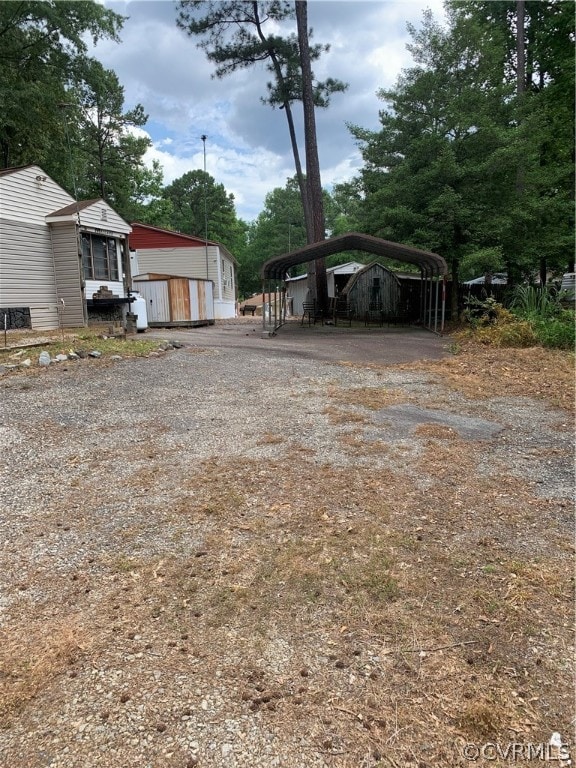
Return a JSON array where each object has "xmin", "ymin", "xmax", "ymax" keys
[{"xmin": 91, "ymin": 0, "xmax": 447, "ymax": 223}]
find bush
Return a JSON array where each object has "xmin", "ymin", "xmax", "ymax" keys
[
  {"xmin": 474, "ymin": 317, "xmax": 538, "ymax": 347},
  {"xmin": 460, "ymin": 292, "xmax": 574, "ymax": 349},
  {"xmin": 509, "ymin": 286, "xmax": 575, "ymax": 350},
  {"xmin": 530, "ymin": 313, "xmax": 575, "ymax": 349}
]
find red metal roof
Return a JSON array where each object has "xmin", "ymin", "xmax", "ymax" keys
[{"xmin": 129, "ymin": 222, "xmax": 214, "ymax": 250}]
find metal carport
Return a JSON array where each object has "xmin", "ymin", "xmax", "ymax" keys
[{"xmin": 260, "ymin": 232, "xmax": 448, "ymax": 333}]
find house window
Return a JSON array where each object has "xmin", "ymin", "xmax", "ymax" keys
[{"xmin": 82, "ymin": 234, "xmax": 119, "ymax": 281}]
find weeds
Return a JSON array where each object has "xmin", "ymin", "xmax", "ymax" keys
[{"xmin": 460, "ymin": 290, "xmax": 574, "ymax": 350}]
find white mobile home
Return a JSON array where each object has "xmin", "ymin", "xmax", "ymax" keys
[
  {"xmin": 0, "ymin": 165, "xmax": 132, "ymax": 330},
  {"xmin": 129, "ymin": 223, "xmax": 237, "ymax": 320}
]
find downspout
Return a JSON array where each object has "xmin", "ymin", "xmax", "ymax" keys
[{"xmin": 215, "ymin": 247, "xmax": 222, "ymax": 303}]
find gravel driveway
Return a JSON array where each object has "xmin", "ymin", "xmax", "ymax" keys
[{"xmin": 0, "ymin": 321, "xmax": 573, "ymax": 768}]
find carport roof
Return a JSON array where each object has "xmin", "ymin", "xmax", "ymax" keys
[{"xmin": 261, "ymin": 231, "xmax": 447, "ymax": 280}]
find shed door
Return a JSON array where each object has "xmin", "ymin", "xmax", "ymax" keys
[{"xmin": 136, "ymin": 281, "xmax": 170, "ymax": 322}]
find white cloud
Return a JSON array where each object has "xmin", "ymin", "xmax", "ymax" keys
[{"xmin": 93, "ymin": 0, "xmax": 447, "ymax": 222}]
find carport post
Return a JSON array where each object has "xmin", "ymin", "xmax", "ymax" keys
[
  {"xmin": 428, "ymin": 272, "xmax": 433, "ymax": 330},
  {"xmin": 434, "ymin": 276, "xmax": 440, "ymax": 333},
  {"xmin": 441, "ymin": 276, "xmax": 446, "ymax": 333},
  {"xmin": 420, "ymin": 272, "xmax": 425, "ymax": 326}
]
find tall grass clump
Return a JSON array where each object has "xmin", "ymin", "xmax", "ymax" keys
[
  {"xmin": 510, "ymin": 285, "xmax": 575, "ymax": 350},
  {"xmin": 460, "ymin": 287, "xmax": 574, "ymax": 350}
]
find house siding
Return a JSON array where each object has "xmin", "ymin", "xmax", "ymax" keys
[
  {"xmin": 130, "ymin": 224, "xmax": 237, "ymax": 318},
  {"xmin": 0, "ymin": 166, "xmax": 132, "ymax": 330},
  {"xmin": 49, "ymin": 223, "xmax": 85, "ymax": 327},
  {"xmin": 0, "ymin": 218, "xmax": 59, "ymax": 329},
  {"xmin": 77, "ymin": 204, "xmax": 131, "ymax": 235},
  {"xmin": 0, "ymin": 165, "xmax": 73, "ymax": 224},
  {"xmin": 130, "ymin": 227, "xmax": 206, "ymax": 249},
  {"xmin": 135, "ymin": 245, "xmax": 235, "ymax": 319}
]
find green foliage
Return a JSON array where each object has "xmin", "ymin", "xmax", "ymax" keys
[
  {"xmin": 510, "ymin": 284, "xmax": 562, "ymax": 318},
  {"xmin": 0, "ymin": 0, "xmax": 124, "ymax": 169},
  {"xmin": 349, "ymin": 1, "xmax": 574, "ymax": 299},
  {"xmin": 70, "ymin": 58, "xmax": 150, "ymax": 219},
  {"xmin": 460, "ymin": 247, "xmax": 505, "ymax": 282},
  {"xmin": 161, "ymin": 169, "xmax": 246, "ymax": 254},
  {"xmin": 461, "ymin": 290, "xmax": 574, "ymax": 349},
  {"xmin": 509, "ymin": 285, "xmax": 575, "ymax": 349}
]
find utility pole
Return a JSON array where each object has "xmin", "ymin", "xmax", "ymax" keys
[{"xmin": 201, "ymin": 134, "xmax": 209, "ymax": 279}]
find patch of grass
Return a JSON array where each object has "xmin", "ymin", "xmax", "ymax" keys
[
  {"xmin": 328, "ymin": 384, "xmax": 408, "ymax": 410},
  {"xmin": 323, "ymin": 405, "xmax": 370, "ymax": 425},
  {"xmin": 343, "ymin": 552, "xmax": 400, "ymax": 603},
  {"xmin": 458, "ymin": 697, "xmax": 510, "ymax": 739},
  {"xmin": 0, "ymin": 618, "xmax": 89, "ymax": 722}
]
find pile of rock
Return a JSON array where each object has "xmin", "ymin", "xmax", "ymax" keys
[{"xmin": 0, "ymin": 340, "xmax": 185, "ymax": 375}]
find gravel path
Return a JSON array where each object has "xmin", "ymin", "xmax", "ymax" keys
[{"xmin": 0, "ymin": 322, "xmax": 573, "ymax": 768}]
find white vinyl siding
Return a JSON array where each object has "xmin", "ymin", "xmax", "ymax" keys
[
  {"xmin": 136, "ymin": 245, "xmax": 218, "ymax": 284},
  {"xmin": 75, "ymin": 202, "xmax": 131, "ymax": 235},
  {"xmin": 0, "ymin": 166, "xmax": 74, "ymax": 224}
]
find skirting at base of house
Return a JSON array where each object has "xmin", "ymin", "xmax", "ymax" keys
[
  {"xmin": 88, "ymin": 305, "xmax": 124, "ymax": 325},
  {"xmin": 0, "ymin": 307, "xmax": 32, "ymax": 330}
]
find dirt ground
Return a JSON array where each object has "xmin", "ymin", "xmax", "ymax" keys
[{"xmin": 0, "ymin": 320, "xmax": 573, "ymax": 768}]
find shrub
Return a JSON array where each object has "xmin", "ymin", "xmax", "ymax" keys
[
  {"xmin": 460, "ymin": 288, "xmax": 575, "ymax": 350},
  {"xmin": 474, "ymin": 317, "xmax": 537, "ymax": 348},
  {"xmin": 530, "ymin": 313, "xmax": 575, "ymax": 350}
]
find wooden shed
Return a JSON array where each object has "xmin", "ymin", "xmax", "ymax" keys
[
  {"xmin": 342, "ymin": 262, "xmax": 401, "ymax": 321},
  {"xmin": 133, "ymin": 273, "xmax": 214, "ymax": 327}
]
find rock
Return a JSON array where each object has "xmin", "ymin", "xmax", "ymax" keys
[
  {"xmin": 148, "ymin": 351, "xmax": 160, "ymax": 358},
  {"xmin": 110, "ymin": 355, "xmax": 123, "ymax": 361},
  {"xmin": 68, "ymin": 352, "xmax": 80, "ymax": 360},
  {"xmin": 89, "ymin": 350, "xmax": 102, "ymax": 358},
  {"xmin": 0, "ymin": 365, "xmax": 8, "ymax": 376},
  {"xmin": 55, "ymin": 354, "xmax": 68, "ymax": 362},
  {"xmin": 171, "ymin": 341, "xmax": 184, "ymax": 349},
  {"xmin": 75, "ymin": 349, "xmax": 87, "ymax": 359},
  {"xmin": 38, "ymin": 351, "xmax": 51, "ymax": 366}
]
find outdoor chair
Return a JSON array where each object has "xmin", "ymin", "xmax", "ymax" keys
[{"xmin": 301, "ymin": 301, "xmax": 323, "ymax": 325}]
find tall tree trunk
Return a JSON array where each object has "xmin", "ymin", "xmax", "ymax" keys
[
  {"xmin": 295, "ymin": 0, "xmax": 328, "ymax": 313},
  {"xmin": 252, "ymin": 2, "xmax": 312, "ymax": 240},
  {"xmin": 507, "ymin": 0, "xmax": 526, "ymax": 288}
]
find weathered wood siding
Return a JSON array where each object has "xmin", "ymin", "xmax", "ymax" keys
[
  {"xmin": 133, "ymin": 276, "xmax": 214, "ymax": 325},
  {"xmin": 343, "ymin": 263, "xmax": 401, "ymax": 317},
  {"xmin": 49, "ymin": 223, "xmax": 85, "ymax": 327}
]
